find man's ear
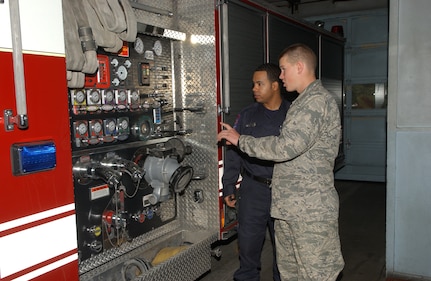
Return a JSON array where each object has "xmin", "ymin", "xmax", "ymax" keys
[
  {"xmin": 272, "ymin": 80, "xmax": 279, "ymax": 91},
  {"xmin": 296, "ymin": 61, "xmax": 304, "ymax": 74}
]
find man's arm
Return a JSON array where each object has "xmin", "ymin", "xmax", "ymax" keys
[
  {"xmin": 221, "ymin": 111, "xmax": 248, "ymax": 208},
  {"xmin": 218, "ymin": 95, "xmax": 327, "ymax": 162},
  {"xmin": 221, "ymin": 146, "xmax": 241, "ymax": 207}
]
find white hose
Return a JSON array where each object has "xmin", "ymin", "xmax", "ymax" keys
[{"xmin": 9, "ymin": 0, "xmax": 28, "ymax": 129}]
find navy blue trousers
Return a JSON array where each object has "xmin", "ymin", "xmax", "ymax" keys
[{"xmin": 234, "ymin": 177, "xmax": 280, "ymax": 281}]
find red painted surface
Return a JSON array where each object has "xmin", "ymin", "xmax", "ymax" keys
[
  {"xmin": 0, "ymin": 52, "xmax": 74, "ymax": 223},
  {"xmin": 0, "ymin": 50, "xmax": 78, "ymax": 280}
]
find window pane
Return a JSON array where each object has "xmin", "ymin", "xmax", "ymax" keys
[{"xmin": 352, "ymin": 83, "xmax": 387, "ymax": 109}]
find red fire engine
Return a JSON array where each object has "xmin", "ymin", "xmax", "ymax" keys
[{"xmin": 0, "ymin": 1, "xmax": 343, "ymax": 280}]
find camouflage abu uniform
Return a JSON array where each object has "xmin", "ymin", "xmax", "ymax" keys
[{"xmin": 238, "ymin": 80, "xmax": 344, "ymax": 281}]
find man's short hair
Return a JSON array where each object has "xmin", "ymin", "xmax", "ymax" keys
[
  {"xmin": 278, "ymin": 43, "xmax": 317, "ymax": 72},
  {"xmin": 254, "ymin": 63, "xmax": 281, "ymax": 88}
]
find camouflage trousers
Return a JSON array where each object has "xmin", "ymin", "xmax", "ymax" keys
[{"xmin": 274, "ymin": 219, "xmax": 344, "ymax": 281}]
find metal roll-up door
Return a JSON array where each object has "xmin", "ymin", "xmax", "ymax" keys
[{"xmin": 223, "ymin": 1, "xmax": 265, "ymax": 126}]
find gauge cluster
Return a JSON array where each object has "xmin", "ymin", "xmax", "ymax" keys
[{"xmin": 69, "ymin": 35, "xmax": 174, "ymax": 150}]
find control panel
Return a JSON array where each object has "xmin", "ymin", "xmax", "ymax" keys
[
  {"xmin": 73, "ymin": 138, "xmax": 193, "ymax": 261},
  {"xmin": 69, "ymin": 35, "xmax": 194, "ymax": 263}
]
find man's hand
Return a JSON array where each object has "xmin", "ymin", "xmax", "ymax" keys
[
  {"xmin": 224, "ymin": 194, "xmax": 237, "ymax": 208},
  {"xmin": 217, "ymin": 122, "xmax": 240, "ymax": 146}
]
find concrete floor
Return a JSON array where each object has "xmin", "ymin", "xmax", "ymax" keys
[{"xmin": 198, "ymin": 180, "xmax": 386, "ymax": 281}]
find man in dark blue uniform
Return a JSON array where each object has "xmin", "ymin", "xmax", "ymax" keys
[{"xmin": 222, "ymin": 63, "xmax": 290, "ymax": 281}]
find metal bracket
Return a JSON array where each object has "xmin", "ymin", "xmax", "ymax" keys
[
  {"xmin": 217, "ymin": 104, "xmax": 230, "ymax": 115},
  {"xmin": 4, "ymin": 109, "xmax": 28, "ymax": 131},
  {"xmin": 4, "ymin": 109, "xmax": 15, "ymax": 131}
]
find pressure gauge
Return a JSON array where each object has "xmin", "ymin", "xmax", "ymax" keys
[
  {"xmin": 117, "ymin": 117, "xmax": 130, "ymax": 140},
  {"xmin": 153, "ymin": 40, "xmax": 162, "ymax": 56},
  {"xmin": 104, "ymin": 90, "xmax": 114, "ymax": 103},
  {"xmin": 107, "ymin": 120, "xmax": 116, "ymax": 132},
  {"xmin": 75, "ymin": 90, "xmax": 86, "ymax": 104},
  {"xmin": 130, "ymin": 90, "xmax": 139, "ymax": 102},
  {"xmin": 116, "ymin": 65, "xmax": 128, "ymax": 80},
  {"xmin": 92, "ymin": 121, "xmax": 102, "ymax": 134},
  {"xmin": 134, "ymin": 37, "xmax": 144, "ymax": 54},
  {"xmin": 117, "ymin": 90, "xmax": 127, "ymax": 102},
  {"xmin": 77, "ymin": 122, "xmax": 88, "ymax": 135},
  {"xmin": 104, "ymin": 119, "xmax": 117, "ymax": 135},
  {"xmin": 89, "ymin": 90, "xmax": 101, "ymax": 104},
  {"xmin": 119, "ymin": 119, "xmax": 129, "ymax": 130}
]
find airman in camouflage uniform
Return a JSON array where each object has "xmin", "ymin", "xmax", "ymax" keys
[{"xmin": 218, "ymin": 43, "xmax": 344, "ymax": 281}]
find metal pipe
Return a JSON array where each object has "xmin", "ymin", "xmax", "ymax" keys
[
  {"xmin": 128, "ymin": 1, "xmax": 173, "ymax": 17},
  {"xmin": 221, "ymin": 2, "xmax": 230, "ymax": 115},
  {"xmin": 9, "ymin": 0, "xmax": 28, "ymax": 129},
  {"xmin": 265, "ymin": 11, "xmax": 269, "ymax": 63}
]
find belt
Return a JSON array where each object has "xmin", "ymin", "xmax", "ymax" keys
[{"xmin": 241, "ymin": 169, "xmax": 272, "ymax": 186}]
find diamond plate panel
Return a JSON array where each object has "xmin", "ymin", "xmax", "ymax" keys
[
  {"xmin": 136, "ymin": 232, "xmax": 218, "ymax": 281},
  {"xmin": 173, "ymin": 1, "xmax": 220, "ymax": 233},
  {"xmin": 133, "ymin": 0, "xmax": 220, "ymax": 231},
  {"xmin": 81, "ymin": 1, "xmax": 222, "ymax": 280}
]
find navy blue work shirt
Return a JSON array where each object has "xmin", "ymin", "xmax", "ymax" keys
[{"xmin": 222, "ymin": 99, "xmax": 290, "ymax": 197}]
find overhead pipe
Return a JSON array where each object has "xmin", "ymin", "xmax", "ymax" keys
[{"xmin": 128, "ymin": 1, "xmax": 173, "ymax": 17}]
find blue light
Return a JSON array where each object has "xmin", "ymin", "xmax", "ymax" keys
[{"xmin": 12, "ymin": 141, "xmax": 57, "ymax": 175}]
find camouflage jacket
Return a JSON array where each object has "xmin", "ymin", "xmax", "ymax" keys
[{"xmin": 238, "ymin": 80, "xmax": 341, "ymax": 222}]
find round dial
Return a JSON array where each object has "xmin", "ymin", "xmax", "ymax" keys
[
  {"xmin": 112, "ymin": 78, "xmax": 120, "ymax": 87},
  {"xmin": 105, "ymin": 90, "xmax": 114, "ymax": 103},
  {"xmin": 134, "ymin": 37, "xmax": 144, "ymax": 54},
  {"xmin": 111, "ymin": 58, "xmax": 119, "ymax": 67},
  {"xmin": 153, "ymin": 40, "xmax": 162, "ymax": 56},
  {"xmin": 131, "ymin": 91, "xmax": 139, "ymax": 102},
  {"xmin": 116, "ymin": 65, "xmax": 128, "ymax": 80},
  {"xmin": 75, "ymin": 90, "xmax": 85, "ymax": 103},
  {"xmin": 120, "ymin": 119, "xmax": 129, "ymax": 130},
  {"xmin": 92, "ymin": 121, "xmax": 102, "ymax": 134},
  {"xmin": 118, "ymin": 90, "xmax": 127, "ymax": 102},
  {"xmin": 77, "ymin": 123, "xmax": 87, "ymax": 135},
  {"xmin": 107, "ymin": 120, "xmax": 116, "ymax": 132},
  {"xmin": 140, "ymin": 122, "xmax": 150, "ymax": 134},
  {"xmin": 124, "ymin": 60, "xmax": 132, "ymax": 68},
  {"xmin": 89, "ymin": 90, "xmax": 100, "ymax": 103}
]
